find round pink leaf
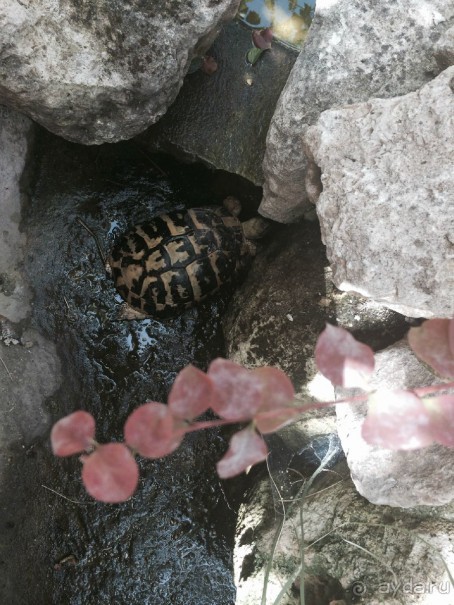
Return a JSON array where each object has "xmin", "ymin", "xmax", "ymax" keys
[
  {"xmin": 252, "ymin": 366, "xmax": 295, "ymax": 411},
  {"xmin": 362, "ymin": 390, "xmax": 434, "ymax": 450},
  {"xmin": 208, "ymin": 358, "xmax": 263, "ymax": 420},
  {"xmin": 408, "ymin": 319, "xmax": 454, "ymax": 379},
  {"xmin": 81, "ymin": 443, "xmax": 139, "ymax": 503},
  {"xmin": 216, "ymin": 427, "xmax": 268, "ymax": 479},
  {"xmin": 124, "ymin": 402, "xmax": 183, "ymax": 458},
  {"xmin": 315, "ymin": 324, "xmax": 375, "ymax": 388},
  {"xmin": 51, "ymin": 411, "xmax": 96, "ymax": 456},
  {"xmin": 168, "ymin": 365, "xmax": 214, "ymax": 420},
  {"xmin": 255, "ymin": 407, "xmax": 300, "ymax": 434},
  {"xmin": 252, "ymin": 28, "xmax": 273, "ymax": 50},
  {"xmin": 424, "ymin": 395, "xmax": 454, "ymax": 447}
]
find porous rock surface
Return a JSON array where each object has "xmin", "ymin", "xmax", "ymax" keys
[
  {"xmin": 235, "ymin": 459, "xmax": 454, "ymax": 605},
  {"xmin": 259, "ymin": 0, "xmax": 454, "ymax": 222},
  {"xmin": 336, "ymin": 339, "xmax": 454, "ymax": 508},
  {"xmin": 0, "ymin": 106, "xmax": 62, "ymax": 604},
  {"xmin": 0, "ymin": 0, "xmax": 239, "ymax": 144},
  {"xmin": 304, "ymin": 67, "xmax": 454, "ymax": 318},
  {"xmin": 435, "ymin": 24, "xmax": 454, "ymax": 69}
]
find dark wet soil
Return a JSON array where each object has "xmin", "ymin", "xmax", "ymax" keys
[{"xmin": 2, "ymin": 128, "xmax": 263, "ymax": 605}]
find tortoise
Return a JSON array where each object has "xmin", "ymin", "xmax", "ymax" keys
[{"xmin": 79, "ymin": 197, "xmax": 269, "ymax": 319}]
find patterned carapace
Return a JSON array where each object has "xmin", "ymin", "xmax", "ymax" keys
[{"xmin": 108, "ymin": 206, "xmax": 251, "ymax": 317}]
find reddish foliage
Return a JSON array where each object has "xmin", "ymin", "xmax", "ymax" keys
[
  {"xmin": 408, "ymin": 319, "xmax": 454, "ymax": 379},
  {"xmin": 217, "ymin": 427, "xmax": 268, "ymax": 479},
  {"xmin": 315, "ymin": 324, "xmax": 375, "ymax": 388},
  {"xmin": 51, "ymin": 317, "xmax": 454, "ymax": 503},
  {"xmin": 168, "ymin": 365, "xmax": 213, "ymax": 420},
  {"xmin": 81, "ymin": 443, "xmax": 139, "ymax": 503},
  {"xmin": 51, "ymin": 411, "xmax": 95, "ymax": 456},
  {"xmin": 362, "ymin": 390, "xmax": 434, "ymax": 450},
  {"xmin": 252, "ymin": 28, "xmax": 273, "ymax": 50},
  {"xmin": 208, "ymin": 359, "xmax": 294, "ymax": 421},
  {"xmin": 208, "ymin": 358, "xmax": 264, "ymax": 420},
  {"xmin": 124, "ymin": 402, "xmax": 184, "ymax": 458}
]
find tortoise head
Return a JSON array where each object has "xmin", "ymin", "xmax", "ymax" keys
[
  {"xmin": 241, "ymin": 216, "xmax": 272, "ymax": 241},
  {"xmin": 222, "ymin": 196, "xmax": 242, "ymax": 217}
]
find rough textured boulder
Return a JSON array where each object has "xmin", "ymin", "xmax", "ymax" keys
[
  {"xmin": 137, "ymin": 21, "xmax": 297, "ymax": 186},
  {"xmin": 235, "ymin": 459, "xmax": 454, "ymax": 605},
  {"xmin": 435, "ymin": 24, "xmax": 454, "ymax": 69},
  {"xmin": 0, "ymin": 0, "xmax": 239, "ymax": 144},
  {"xmin": 304, "ymin": 67, "xmax": 454, "ymax": 318},
  {"xmin": 259, "ymin": 0, "xmax": 454, "ymax": 222},
  {"xmin": 336, "ymin": 340, "xmax": 454, "ymax": 508}
]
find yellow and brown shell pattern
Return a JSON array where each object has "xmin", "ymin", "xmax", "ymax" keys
[{"xmin": 108, "ymin": 206, "xmax": 251, "ymax": 318}]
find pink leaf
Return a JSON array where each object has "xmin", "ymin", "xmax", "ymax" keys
[
  {"xmin": 168, "ymin": 365, "xmax": 213, "ymax": 420},
  {"xmin": 124, "ymin": 402, "xmax": 183, "ymax": 458},
  {"xmin": 315, "ymin": 324, "xmax": 375, "ymax": 388},
  {"xmin": 254, "ymin": 407, "xmax": 300, "ymax": 434},
  {"xmin": 362, "ymin": 390, "xmax": 434, "ymax": 450},
  {"xmin": 251, "ymin": 366, "xmax": 295, "ymax": 432},
  {"xmin": 81, "ymin": 443, "xmax": 139, "ymax": 503},
  {"xmin": 208, "ymin": 358, "xmax": 263, "ymax": 420},
  {"xmin": 425, "ymin": 395, "xmax": 454, "ymax": 447},
  {"xmin": 449, "ymin": 319, "xmax": 454, "ymax": 355},
  {"xmin": 408, "ymin": 318, "xmax": 454, "ymax": 379},
  {"xmin": 252, "ymin": 28, "xmax": 273, "ymax": 50},
  {"xmin": 208, "ymin": 360, "xmax": 295, "ymax": 423},
  {"xmin": 51, "ymin": 411, "xmax": 96, "ymax": 456},
  {"xmin": 252, "ymin": 366, "xmax": 295, "ymax": 411},
  {"xmin": 216, "ymin": 427, "xmax": 268, "ymax": 479},
  {"xmin": 201, "ymin": 55, "xmax": 218, "ymax": 75}
]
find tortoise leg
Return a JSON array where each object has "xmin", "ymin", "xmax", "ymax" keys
[{"xmin": 114, "ymin": 303, "xmax": 152, "ymax": 321}]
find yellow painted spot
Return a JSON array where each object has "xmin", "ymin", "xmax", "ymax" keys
[
  {"xmin": 160, "ymin": 270, "xmax": 182, "ymax": 307},
  {"xmin": 145, "ymin": 249, "xmax": 166, "ymax": 272},
  {"xmin": 135, "ymin": 227, "xmax": 161, "ymax": 249},
  {"xmin": 123, "ymin": 263, "xmax": 144, "ymax": 288},
  {"xmin": 140, "ymin": 275, "xmax": 159, "ymax": 301},
  {"xmin": 187, "ymin": 234, "xmax": 202, "ymax": 256},
  {"xmin": 186, "ymin": 260, "xmax": 203, "ymax": 300},
  {"xmin": 162, "ymin": 214, "xmax": 187, "ymax": 236},
  {"xmin": 166, "ymin": 239, "xmax": 190, "ymax": 265},
  {"xmin": 188, "ymin": 209, "xmax": 210, "ymax": 231}
]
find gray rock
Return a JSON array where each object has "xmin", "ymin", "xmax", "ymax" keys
[
  {"xmin": 434, "ymin": 24, "xmax": 454, "ymax": 69},
  {"xmin": 0, "ymin": 104, "xmax": 60, "ymax": 509},
  {"xmin": 223, "ymin": 221, "xmax": 410, "ymax": 444},
  {"xmin": 235, "ymin": 458, "xmax": 454, "ymax": 605},
  {"xmin": 137, "ymin": 21, "xmax": 297, "ymax": 186},
  {"xmin": 0, "ymin": 0, "xmax": 239, "ymax": 144},
  {"xmin": 224, "ymin": 222, "xmax": 410, "ymax": 394},
  {"xmin": 304, "ymin": 67, "xmax": 454, "ymax": 318},
  {"xmin": 336, "ymin": 340, "xmax": 454, "ymax": 507},
  {"xmin": 259, "ymin": 0, "xmax": 454, "ymax": 222}
]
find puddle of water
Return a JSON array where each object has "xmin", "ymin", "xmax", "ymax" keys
[
  {"xmin": 16, "ymin": 129, "xmax": 261, "ymax": 605},
  {"xmin": 237, "ymin": 0, "xmax": 315, "ymax": 47}
]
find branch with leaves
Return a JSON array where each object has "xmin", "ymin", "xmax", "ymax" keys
[{"xmin": 51, "ymin": 318, "xmax": 454, "ymax": 503}]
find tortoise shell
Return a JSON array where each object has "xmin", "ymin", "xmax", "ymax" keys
[{"xmin": 108, "ymin": 206, "xmax": 251, "ymax": 318}]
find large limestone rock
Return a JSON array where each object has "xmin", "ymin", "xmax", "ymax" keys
[
  {"xmin": 336, "ymin": 340, "xmax": 454, "ymax": 508},
  {"xmin": 259, "ymin": 0, "xmax": 454, "ymax": 222},
  {"xmin": 0, "ymin": 0, "xmax": 239, "ymax": 144},
  {"xmin": 435, "ymin": 24, "xmax": 454, "ymax": 69},
  {"xmin": 304, "ymin": 67, "xmax": 454, "ymax": 318}
]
